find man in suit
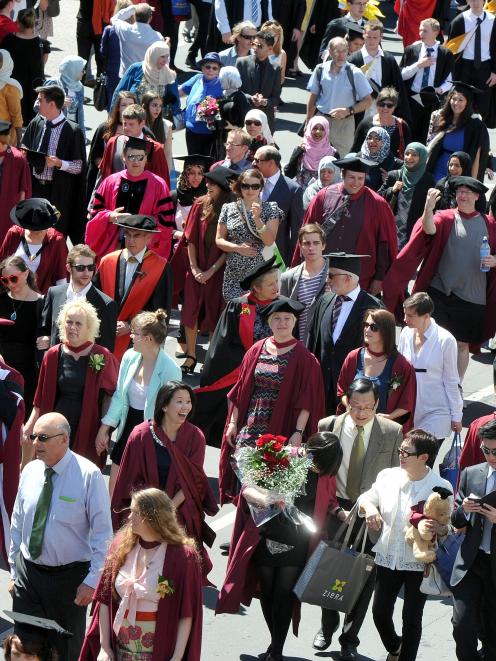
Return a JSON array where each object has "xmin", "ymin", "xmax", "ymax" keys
[
  {"xmin": 319, "ymin": 0, "xmax": 367, "ymax": 61},
  {"xmin": 38, "ymin": 244, "xmax": 118, "ymax": 352},
  {"xmin": 306, "ymin": 253, "xmax": 382, "ymax": 414},
  {"xmin": 313, "ymin": 377, "xmax": 402, "ymax": 660},
  {"xmin": 236, "ymin": 30, "xmax": 282, "ymax": 132},
  {"xmin": 451, "ymin": 418, "xmax": 496, "ymax": 661},
  {"xmin": 400, "ymin": 18, "xmax": 454, "ymax": 142},
  {"xmin": 252, "ymin": 145, "xmax": 304, "ymax": 267}
]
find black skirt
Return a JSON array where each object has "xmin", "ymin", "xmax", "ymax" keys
[
  {"xmin": 428, "ymin": 286, "xmax": 486, "ymax": 344},
  {"xmin": 110, "ymin": 406, "xmax": 144, "ymax": 465}
]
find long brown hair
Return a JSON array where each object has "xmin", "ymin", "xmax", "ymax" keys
[
  {"xmin": 0, "ymin": 255, "xmax": 40, "ymax": 293},
  {"xmin": 103, "ymin": 91, "xmax": 138, "ymax": 142},
  {"xmin": 363, "ymin": 308, "xmax": 397, "ymax": 357},
  {"xmin": 435, "ymin": 88, "xmax": 474, "ymax": 133},
  {"xmin": 141, "ymin": 90, "xmax": 166, "ymax": 144},
  {"xmin": 202, "ymin": 187, "xmax": 235, "ymax": 248}
]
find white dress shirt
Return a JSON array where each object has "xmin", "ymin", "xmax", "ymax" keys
[
  {"xmin": 361, "ymin": 45, "xmax": 384, "ymax": 87},
  {"xmin": 66, "ymin": 281, "xmax": 92, "ymax": 304},
  {"xmin": 332, "ymin": 284, "xmax": 360, "ymax": 344},
  {"xmin": 262, "ymin": 170, "xmax": 281, "ymax": 201},
  {"xmin": 462, "ymin": 10, "xmax": 494, "ymax": 62},
  {"xmin": 215, "ymin": 0, "xmax": 273, "ymax": 33},
  {"xmin": 398, "ymin": 319, "xmax": 463, "ymax": 439},
  {"xmin": 336, "ymin": 413, "xmax": 374, "ymax": 499},
  {"xmin": 124, "ymin": 246, "xmax": 147, "ymax": 294},
  {"xmin": 401, "ymin": 41, "xmax": 452, "ymax": 94},
  {"xmin": 9, "ymin": 450, "xmax": 112, "ymax": 588}
]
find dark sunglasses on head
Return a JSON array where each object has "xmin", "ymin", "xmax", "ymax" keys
[
  {"xmin": 0, "ymin": 274, "xmax": 20, "ymax": 285},
  {"xmin": 29, "ymin": 432, "xmax": 64, "ymax": 442},
  {"xmin": 72, "ymin": 264, "xmax": 96, "ymax": 272},
  {"xmin": 241, "ymin": 182, "xmax": 262, "ymax": 190},
  {"xmin": 363, "ymin": 321, "xmax": 379, "ymax": 332},
  {"xmin": 377, "ymin": 101, "xmax": 395, "ymax": 108},
  {"xmin": 480, "ymin": 443, "xmax": 496, "ymax": 457},
  {"xmin": 246, "ymin": 119, "xmax": 262, "ymax": 126}
]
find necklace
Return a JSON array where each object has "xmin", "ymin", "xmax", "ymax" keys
[
  {"xmin": 149, "ymin": 421, "xmax": 166, "ymax": 448},
  {"xmin": 366, "ymin": 346, "xmax": 386, "ymax": 358},
  {"xmin": 10, "ymin": 298, "xmax": 24, "ymax": 321}
]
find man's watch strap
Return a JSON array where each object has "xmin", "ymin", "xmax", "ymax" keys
[{"xmin": 348, "ymin": 106, "xmax": 355, "ymax": 116}]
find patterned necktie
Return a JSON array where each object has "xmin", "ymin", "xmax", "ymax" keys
[
  {"xmin": 29, "ymin": 467, "xmax": 55, "ymax": 559},
  {"xmin": 331, "ymin": 295, "xmax": 351, "ymax": 334},
  {"xmin": 347, "ymin": 426, "xmax": 365, "ymax": 502},
  {"xmin": 127, "ymin": 256, "xmax": 138, "ymax": 264},
  {"xmin": 474, "ymin": 17, "xmax": 482, "ymax": 69},
  {"xmin": 421, "ymin": 47, "xmax": 434, "ymax": 89},
  {"xmin": 251, "ymin": 0, "xmax": 260, "ymax": 27}
]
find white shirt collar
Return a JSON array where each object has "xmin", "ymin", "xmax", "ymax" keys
[
  {"xmin": 488, "ymin": 465, "xmax": 496, "ymax": 478},
  {"xmin": 67, "ymin": 281, "xmax": 92, "ymax": 300},
  {"xmin": 45, "ymin": 111, "xmax": 66, "ymax": 125},
  {"xmin": 422, "ymin": 41, "xmax": 439, "ymax": 53},
  {"xmin": 361, "ymin": 45, "xmax": 384, "ymax": 60},
  {"xmin": 344, "ymin": 284, "xmax": 361, "ymax": 302},
  {"xmin": 127, "ymin": 246, "xmax": 147, "ymax": 264},
  {"xmin": 468, "ymin": 9, "xmax": 485, "ymax": 21}
]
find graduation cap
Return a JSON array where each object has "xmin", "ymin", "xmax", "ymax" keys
[
  {"xmin": 324, "ymin": 252, "xmax": 371, "ymax": 277},
  {"xmin": 260, "ymin": 296, "xmax": 305, "ymax": 317},
  {"xmin": 239, "ymin": 255, "xmax": 277, "ymax": 291},
  {"xmin": 450, "ymin": 176, "xmax": 488, "ymax": 195},
  {"xmin": 411, "ymin": 86, "xmax": 441, "ymax": 109},
  {"xmin": 204, "ymin": 166, "xmax": 239, "ymax": 192},
  {"xmin": 10, "ymin": 198, "xmax": 59, "ymax": 231},
  {"xmin": 175, "ymin": 154, "xmax": 214, "ymax": 171},
  {"xmin": 124, "ymin": 136, "xmax": 152, "ymax": 153},
  {"xmin": 113, "ymin": 213, "xmax": 160, "ymax": 232},
  {"xmin": 344, "ymin": 20, "xmax": 364, "ymax": 39},
  {"xmin": 4, "ymin": 610, "xmax": 72, "ymax": 652},
  {"xmin": 0, "ymin": 120, "xmax": 11, "ymax": 135},
  {"xmin": 451, "ymin": 80, "xmax": 484, "ymax": 100},
  {"xmin": 333, "ymin": 156, "xmax": 376, "ymax": 173},
  {"xmin": 22, "ymin": 148, "xmax": 48, "ymax": 171}
]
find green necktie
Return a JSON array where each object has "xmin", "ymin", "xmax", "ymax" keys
[
  {"xmin": 29, "ymin": 467, "xmax": 55, "ymax": 559},
  {"xmin": 346, "ymin": 426, "xmax": 365, "ymax": 502}
]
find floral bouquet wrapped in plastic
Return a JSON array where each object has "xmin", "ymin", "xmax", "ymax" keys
[
  {"xmin": 196, "ymin": 95, "xmax": 221, "ymax": 130},
  {"xmin": 233, "ymin": 434, "xmax": 316, "ymax": 532}
]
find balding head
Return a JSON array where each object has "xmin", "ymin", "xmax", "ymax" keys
[{"xmin": 32, "ymin": 413, "xmax": 70, "ymax": 467}]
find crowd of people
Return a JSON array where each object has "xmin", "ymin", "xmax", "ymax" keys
[{"xmin": 0, "ymin": 0, "xmax": 495, "ymax": 660}]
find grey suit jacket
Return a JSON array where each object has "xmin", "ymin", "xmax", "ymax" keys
[
  {"xmin": 279, "ymin": 259, "xmax": 328, "ymax": 341},
  {"xmin": 236, "ymin": 55, "xmax": 282, "ymax": 131},
  {"xmin": 318, "ymin": 412, "xmax": 402, "ymax": 498}
]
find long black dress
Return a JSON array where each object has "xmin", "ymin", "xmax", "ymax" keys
[{"xmin": 54, "ymin": 351, "xmax": 89, "ymax": 444}]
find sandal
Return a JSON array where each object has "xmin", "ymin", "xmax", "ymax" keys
[{"xmin": 181, "ymin": 355, "xmax": 197, "ymax": 375}]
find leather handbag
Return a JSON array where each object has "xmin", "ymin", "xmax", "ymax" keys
[{"xmin": 93, "ymin": 75, "xmax": 108, "ymax": 113}]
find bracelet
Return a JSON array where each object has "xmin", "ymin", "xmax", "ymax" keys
[
  {"xmin": 294, "ymin": 428, "xmax": 303, "ymax": 436},
  {"xmin": 257, "ymin": 224, "xmax": 267, "ymax": 235}
]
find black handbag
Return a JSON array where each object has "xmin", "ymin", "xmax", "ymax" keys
[{"xmin": 93, "ymin": 74, "xmax": 108, "ymax": 112}]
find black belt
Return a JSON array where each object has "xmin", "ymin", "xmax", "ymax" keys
[
  {"xmin": 415, "ymin": 368, "xmax": 427, "ymax": 373},
  {"xmin": 33, "ymin": 178, "xmax": 53, "ymax": 187},
  {"xmin": 27, "ymin": 559, "xmax": 89, "ymax": 572}
]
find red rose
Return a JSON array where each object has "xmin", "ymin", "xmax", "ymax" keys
[
  {"xmin": 272, "ymin": 442, "xmax": 284, "ymax": 453},
  {"xmin": 142, "ymin": 632, "xmax": 155, "ymax": 648},
  {"xmin": 275, "ymin": 435, "xmax": 287, "ymax": 444},
  {"xmin": 279, "ymin": 457, "xmax": 289, "ymax": 468},
  {"xmin": 118, "ymin": 627, "xmax": 130, "ymax": 645},
  {"xmin": 127, "ymin": 625, "xmax": 142, "ymax": 640}
]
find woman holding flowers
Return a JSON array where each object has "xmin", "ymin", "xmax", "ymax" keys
[
  {"xmin": 23, "ymin": 299, "xmax": 119, "ymax": 469},
  {"xmin": 79, "ymin": 487, "xmax": 203, "ymax": 661}
]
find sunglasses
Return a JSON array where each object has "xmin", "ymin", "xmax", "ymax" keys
[
  {"xmin": 363, "ymin": 321, "xmax": 379, "ymax": 332},
  {"xmin": 480, "ymin": 443, "xmax": 496, "ymax": 457},
  {"xmin": 0, "ymin": 274, "xmax": 20, "ymax": 285},
  {"xmin": 246, "ymin": 120, "xmax": 262, "ymax": 126},
  {"xmin": 29, "ymin": 432, "xmax": 64, "ymax": 442},
  {"xmin": 252, "ymin": 157, "xmax": 268, "ymax": 163},
  {"xmin": 240, "ymin": 33, "xmax": 256, "ymax": 40},
  {"xmin": 203, "ymin": 64, "xmax": 219, "ymax": 71},
  {"xmin": 126, "ymin": 154, "xmax": 146, "ymax": 162},
  {"xmin": 377, "ymin": 101, "xmax": 395, "ymax": 108},
  {"xmin": 241, "ymin": 182, "xmax": 262, "ymax": 190},
  {"xmin": 72, "ymin": 264, "xmax": 96, "ymax": 272},
  {"xmin": 397, "ymin": 447, "xmax": 418, "ymax": 458}
]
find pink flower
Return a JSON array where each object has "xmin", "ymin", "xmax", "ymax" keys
[
  {"xmin": 127, "ymin": 625, "xmax": 142, "ymax": 640},
  {"xmin": 118, "ymin": 627, "xmax": 130, "ymax": 644},
  {"xmin": 121, "ymin": 653, "xmax": 133, "ymax": 661},
  {"xmin": 142, "ymin": 631, "xmax": 155, "ymax": 648}
]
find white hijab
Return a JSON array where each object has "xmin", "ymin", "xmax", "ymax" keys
[
  {"xmin": 0, "ymin": 50, "xmax": 23, "ymax": 98},
  {"xmin": 142, "ymin": 41, "xmax": 176, "ymax": 87},
  {"xmin": 244, "ymin": 108, "xmax": 274, "ymax": 145}
]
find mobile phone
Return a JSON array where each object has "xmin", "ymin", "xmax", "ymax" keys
[{"xmin": 467, "ymin": 496, "xmax": 482, "ymax": 504}]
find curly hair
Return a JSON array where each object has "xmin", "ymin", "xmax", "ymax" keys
[{"xmin": 57, "ymin": 299, "xmax": 101, "ymax": 343}]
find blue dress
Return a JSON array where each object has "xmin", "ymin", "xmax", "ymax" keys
[
  {"xmin": 432, "ymin": 129, "xmax": 465, "ymax": 182},
  {"xmin": 354, "ymin": 348, "xmax": 395, "ymax": 412}
]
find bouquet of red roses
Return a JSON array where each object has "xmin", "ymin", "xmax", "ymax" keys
[{"xmin": 195, "ymin": 95, "xmax": 221, "ymax": 130}]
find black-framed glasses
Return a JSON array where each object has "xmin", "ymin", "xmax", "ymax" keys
[
  {"xmin": 363, "ymin": 321, "xmax": 379, "ymax": 332},
  {"xmin": 72, "ymin": 264, "xmax": 96, "ymax": 272},
  {"xmin": 29, "ymin": 432, "xmax": 64, "ymax": 442},
  {"xmin": 252, "ymin": 157, "xmax": 268, "ymax": 163},
  {"xmin": 480, "ymin": 443, "xmax": 496, "ymax": 457},
  {"xmin": 397, "ymin": 447, "xmax": 418, "ymax": 458},
  {"xmin": 377, "ymin": 101, "xmax": 395, "ymax": 108},
  {"xmin": 241, "ymin": 182, "xmax": 262, "ymax": 190}
]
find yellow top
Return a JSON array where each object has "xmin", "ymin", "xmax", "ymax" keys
[{"xmin": 0, "ymin": 84, "xmax": 23, "ymax": 144}]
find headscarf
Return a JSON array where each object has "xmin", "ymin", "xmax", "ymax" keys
[
  {"xmin": 219, "ymin": 66, "xmax": 242, "ymax": 96},
  {"xmin": 302, "ymin": 116, "xmax": 336, "ymax": 172},
  {"xmin": 244, "ymin": 108, "xmax": 274, "ymax": 145},
  {"xmin": 177, "ymin": 162, "xmax": 207, "ymax": 207},
  {"xmin": 303, "ymin": 156, "xmax": 342, "ymax": 210},
  {"xmin": 360, "ymin": 126, "xmax": 390, "ymax": 164},
  {"xmin": 59, "ymin": 55, "xmax": 86, "ymax": 93},
  {"xmin": 0, "ymin": 50, "xmax": 23, "ymax": 97},
  {"xmin": 143, "ymin": 41, "xmax": 176, "ymax": 86},
  {"xmin": 399, "ymin": 142, "xmax": 428, "ymax": 201},
  {"xmin": 439, "ymin": 150, "xmax": 473, "ymax": 209},
  {"xmin": 448, "ymin": 150, "xmax": 472, "ymax": 176}
]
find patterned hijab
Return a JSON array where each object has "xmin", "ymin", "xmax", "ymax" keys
[{"xmin": 360, "ymin": 126, "xmax": 391, "ymax": 164}]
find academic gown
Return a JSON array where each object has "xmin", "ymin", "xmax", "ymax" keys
[
  {"xmin": 0, "ymin": 147, "xmax": 31, "ymax": 245},
  {"xmin": 33, "ymin": 344, "xmax": 119, "ymax": 468},
  {"xmin": 111, "ymin": 420, "xmax": 218, "ymax": 580},
  {"xmin": 0, "ymin": 226, "xmax": 68, "ymax": 295},
  {"xmin": 98, "ymin": 135, "xmax": 170, "ymax": 186},
  {"xmin": 382, "ymin": 209, "xmax": 496, "ymax": 339},
  {"xmin": 218, "ymin": 339, "xmax": 325, "ymax": 505},
  {"xmin": 395, "ymin": 0, "xmax": 437, "ymax": 48},
  {"xmin": 85, "ymin": 170, "xmax": 175, "ymax": 263},
  {"xmin": 78, "ymin": 541, "xmax": 203, "ymax": 661},
  {"xmin": 299, "ymin": 0, "xmax": 341, "ymax": 69}
]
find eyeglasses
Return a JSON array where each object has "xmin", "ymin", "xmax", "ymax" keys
[
  {"xmin": 240, "ymin": 33, "xmax": 256, "ymax": 40},
  {"xmin": 126, "ymin": 154, "xmax": 145, "ymax": 162},
  {"xmin": 327, "ymin": 272, "xmax": 347, "ymax": 279},
  {"xmin": 363, "ymin": 321, "xmax": 379, "ymax": 332},
  {"xmin": 348, "ymin": 404, "xmax": 375, "ymax": 413},
  {"xmin": 397, "ymin": 447, "xmax": 419, "ymax": 458},
  {"xmin": 377, "ymin": 101, "xmax": 395, "ymax": 108},
  {"xmin": 0, "ymin": 274, "xmax": 20, "ymax": 285},
  {"xmin": 480, "ymin": 443, "xmax": 496, "ymax": 457},
  {"xmin": 203, "ymin": 64, "xmax": 219, "ymax": 71},
  {"xmin": 72, "ymin": 264, "xmax": 96, "ymax": 272},
  {"xmin": 253, "ymin": 42, "xmax": 265, "ymax": 49},
  {"xmin": 29, "ymin": 432, "xmax": 64, "ymax": 442},
  {"xmin": 252, "ymin": 157, "xmax": 268, "ymax": 163},
  {"xmin": 225, "ymin": 142, "xmax": 244, "ymax": 148},
  {"xmin": 245, "ymin": 120, "xmax": 262, "ymax": 127},
  {"xmin": 241, "ymin": 182, "xmax": 262, "ymax": 190}
]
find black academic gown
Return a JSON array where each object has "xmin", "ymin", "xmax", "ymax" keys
[{"xmin": 299, "ymin": 0, "xmax": 341, "ymax": 69}]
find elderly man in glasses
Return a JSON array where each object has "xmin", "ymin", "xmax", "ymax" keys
[
  {"xmin": 8, "ymin": 411, "xmax": 112, "ymax": 661},
  {"xmin": 37, "ymin": 244, "xmax": 118, "ymax": 352}
]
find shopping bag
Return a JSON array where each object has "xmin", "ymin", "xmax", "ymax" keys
[
  {"xmin": 435, "ymin": 530, "xmax": 465, "ymax": 586},
  {"xmin": 420, "ymin": 563, "xmax": 451, "ymax": 596},
  {"xmin": 293, "ymin": 507, "xmax": 375, "ymax": 613},
  {"xmin": 439, "ymin": 432, "xmax": 462, "ymax": 491}
]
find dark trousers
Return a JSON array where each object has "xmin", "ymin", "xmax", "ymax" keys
[
  {"xmin": 165, "ymin": 20, "xmax": 180, "ymax": 68},
  {"xmin": 454, "ymin": 59, "xmax": 492, "ymax": 120},
  {"xmin": 321, "ymin": 499, "xmax": 377, "ymax": 648},
  {"xmin": 452, "ymin": 551, "xmax": 496, "ymax": 661},
  {"xmin": 188, "ymin": 0, "xmax": 210, "ymax": 59},
  {"xmin": 372, "ymin": 565, "xmax": 427, "ymax": 661},
  {"xmin": 408, "ymin": 96, "xmax": 435, "ymax": 144},
  {"xmin": 76, "ymin": 19, "xmax": 103, "ymax": 76},
  {"xmin": 427, "ymin": 438, "xmax": 444, "ymax": 469},
  {"xmin": 185, "ymin": 128, "xmax": 215, "ymax": 156},
  {"xmin": 13, "ymin": 553, "xmax": 90, "ymax": 661}
]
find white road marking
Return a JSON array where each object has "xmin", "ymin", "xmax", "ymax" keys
[
  {"xmin": 210, "ymin": 510, "xmax": 237, "ymax": 532},
  {"xmin": 465, "ymin": 384, "xmax": 494, "ymax": 402}
]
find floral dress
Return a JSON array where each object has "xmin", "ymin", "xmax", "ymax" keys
[{"xmin": 218, "ymin": 200, "xmax": 283, "ymax": 301}]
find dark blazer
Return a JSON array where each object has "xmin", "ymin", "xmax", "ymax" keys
[
  {"xmin": 449, "ymin": 11, "xmax": 496, "ymax": 72},
  {"xmin": 306, "ymin": 289, "xmax": 382, "ymax": 413},
  {"xmin": 451, "ymin": 463, "xmax": 496, "ymax": 587},
  {"xmin": 318, "ymin": 412, "xmax": 402, "ymax": 495},
  {"xmin": 236, "ymin": 55, "xmax": 282, "ymax": 132},
  {"xmin": 40, "ymin": 283, "xmax": 118, "ymax": 352},
  {"xmin": 266, "ymin": 173, "xmax": 304, "ymax": 267},
  {"xmin": 379, "ymin": 169, "xmax": 436, "ymax": 239},
  {"xmin": 399, "ymin": 42, "xmax": 454, "ymax": 94}
]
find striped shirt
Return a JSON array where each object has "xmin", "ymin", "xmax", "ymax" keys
[
  {"xmin": 32, "ymin": 112, "xmax": 83, "ymax": 181},
  {"xmin": 297, "ymin": 266, "xmax": 326, "ymax": 340}
]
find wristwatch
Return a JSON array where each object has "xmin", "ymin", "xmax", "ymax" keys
[{"xmin": 348, "ymin": 106, "xmax": 355, "ymax": 116}]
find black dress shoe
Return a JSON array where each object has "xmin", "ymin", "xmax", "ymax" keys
[
  {"xmin": 219, "ymin": 541, "xmax": 230, "ymax": 552},
  {"xmin": 340, "ymin": 643, "xmax": 358, "ymax": 660},
  {"xmin": 312, "ymin": 628, "xmax": 332, "ymax": 651}
]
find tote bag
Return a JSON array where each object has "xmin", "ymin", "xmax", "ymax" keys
[{"xmin": 439, "ymin": 432, "xmax": 462, "ymax": 491}]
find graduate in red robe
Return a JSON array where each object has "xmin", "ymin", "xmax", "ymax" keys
[
  {"xmin": 0, "ymin": 125, "xmax": 31, "ymax": 245},
  {"xmin": 395, "ymin": 0, "xmax": 437, "ymax": 48}
]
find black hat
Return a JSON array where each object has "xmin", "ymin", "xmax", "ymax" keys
[
  {"xmin": 325, "ymin": 252, "xmax": 370, "ymax": 277},
  {"xmin": 450, "ymin": 176, "xmax": 488, "ymax": 195},
  {"xmin": 4, "ymin": 610, "xmax": 72, "ymax": 649},
  {"xmin": 344, "ymin": 20, "xmax": 364, "ymax": 38},
  {"xmin": 113, "ymin": 214, "xmax": 160, "ymax": 232},
  {"xmin": 260, "ymin": 296, "xmax": 305, "ymax": 317},
  {"xmin": 204, "ymin": 165, "xmax": 239, "ymax": 192},
  {"xmin": 175, "ymin": 154, "xmax": 214, "ymax": 170},
  {"xmin": 451, "ymin": 81, "xmax": 483, "ymax": 98},
  {"xmin": 23, "ymin": 148, "xmax": 48, "ymax": 170},
  {"xmin": 124, "ymin": 136, "xmax": 151, "ymax": 153},
  {"xmin": 0, "ymin": 120, "xmax": 11, "ymax": 135},
  {"xmin": 333, "ymin": 156, "xmax": 376, "ymax": 173},
  {"xmin": 10, "ymin": 198, "xmax": 59, "ymax": 231},
  {"xmin": 239, "ymin": 255, "xmax": 277, "ymax": 291},
  {"xmin": 411, "ymin": 86, "xmax": 441, "ymax": 109},
  {"xmin": 198, "ymin": 52, "xmax": 222, "ymax": 68}
]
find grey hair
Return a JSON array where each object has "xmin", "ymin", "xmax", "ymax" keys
[
  {"xmin": 219, "ymin": 66, "xmax": 242, "ymax": 95},
  {"xmin": 55, "ymin": 418, "xmax": 71, "ymax": 438}
]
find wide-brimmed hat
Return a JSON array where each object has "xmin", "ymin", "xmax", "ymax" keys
[
  {"xmin": 113, "ymin": 214, "xmax": 160, "ymax": 232},
  {"xmin": 198, "ymin": 52, "xmax": 222, "ymax": 68},
  {"xmin": 239, "ymin": 255, "xmax": 277, "ymax": 291},
  {"xmin": 204, "ymin": 166, "xmax": 238, "ymax": 192},
  {"xmin": 10, "ymin": 198, "xmax": 59, "ymax": 231}
]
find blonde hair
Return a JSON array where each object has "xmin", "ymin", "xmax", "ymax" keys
[
  {"xmin": 231, "ymin": 19, "xmax": 256, "ymax": 44},
  {"xmin": 114, "ymin": 0, "xmax": 132, "ymax": 13},
  {"xmin": 261, "ymin": 20, "xmax": 283, "ymax": 54},
  {"xmin": 57, "ymin": 299, "xmax": 100, "ymax": 343},
  {"xmin": 132, "ymin": 309, "xmax": 168, "ymax": 345}
]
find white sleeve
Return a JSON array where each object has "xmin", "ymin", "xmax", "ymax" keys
[
  {"xmin": 215, "ymin": 0, "xmax": 231, "ymax": 34},
  {"xmin": 441, "ymin": 335, "xmax": 463, "ymax": 422}
]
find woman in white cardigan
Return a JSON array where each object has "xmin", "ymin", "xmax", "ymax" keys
[{"xmin": 358, "ymin": 429, "xmax": 453, "ymax": 661}]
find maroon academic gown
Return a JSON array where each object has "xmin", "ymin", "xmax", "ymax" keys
[
  {"xmin": 291, "ymin": 183, "xmax": 398, "ymax": 291},
  {"xmin": 0, "ymin": 360, "xmax": 24, "ymax": 564},
  {"xmin": 33, "ymin": 344, "xmax": 119, "ymax": 468},
  {"xmin": 336, "ymin": 348, "xmax": 417, "ymax": 432},
  {"xmin": 0, "ymin": 226, "xmax": 68, "ymax": 295},
  {"xmin": 111, "ymin": 420, "xmax": 218, "ymax": 580},
  {"xmin": 382, "ymin": 209, "xmax": 496, "ymax": 340},
  {"xmin": 216, "ymin": 474, "xmax": 338, "ymax": 634},
  {"xmin": 0, "ymin": 147, "xmax": 31, "ymax": 245},
  {"xmin": 99, "ymin": 135, "xmax": 170, "ymax": 186},
  {"xmin": 78, "ymin": 540, "xmax": 203, "ymax": 661},
  {"xmin": 181, "ymin": 200, "xmax": 226, "ymax": 332},
  {"xmin": 219, "ymin": 339, "xmax": 325, "ymax": 505}
]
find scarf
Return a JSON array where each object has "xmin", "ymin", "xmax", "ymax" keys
[
  {"xmin": 360, "ymin": 126, "xmax": 390, "ymax": 164},
  {"xmin": 244, "ymin": 108, "xmax": 274, "ymax": 145},
  {"xmin": 143, "ymin": 41, "xmax": 176, "ymax": 87},
  {"xmin": 59, "ymin": 56, "xmax": 86, "ymax": 93},
  {"xmin": 302, "ymin": 116, "xmax": 336, "ymax": 172},
  {"xmin": 0, "ymin": 50, "xmax": 23, "ymax": 97},
  {"xmin": 400, "ymin": 142, "xmax": 428, "ymax": 201}
]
